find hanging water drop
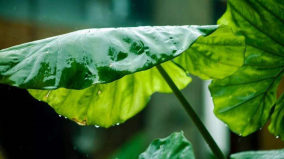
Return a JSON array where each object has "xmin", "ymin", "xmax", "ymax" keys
[
  {"xmin": 59, "ymin": 115, "xmax": 62, "ymax": 117},
  {"xmin": 95, "ymin": 125, "xmax": 100, "ymax": 128},
  {"xmin": 276, "ymin": 136, "xmax": 279, "ymax": 139},
  {"xmin": 116, "ymin": 123, "xmax": 120, "ymax": 126}
]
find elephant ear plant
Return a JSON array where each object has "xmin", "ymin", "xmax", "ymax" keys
[{"xmin": 0, "ymin": 0, "xmax": 283, "ymax": 158}]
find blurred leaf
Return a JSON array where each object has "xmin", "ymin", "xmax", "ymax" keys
[
  {"xmin": 210, "ymin": 0, "xmax": 284, "ymax": 137},
  {"xmin": 0, "ymin": 151, "xmax": 4, "ymax": 159},
  {"xmin": 138, "ymin": 132, "xmax": 195, "ymax": 159},
  {"xmin": 230, "ymin": 149, "xmax": 284, "ymax": 159},
  {"xmin": 110, "ymin": 132, "xmax": 148, "ymax": 159}
]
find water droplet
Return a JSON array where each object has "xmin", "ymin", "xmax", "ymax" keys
[
  {"xmin": 97, "ymin": 90, "xmax": 102, "ymax": 95},
  {"xmin": 239, "ymin": 134, "xmax": 242, "ymax": 136},
  {"xmin": 59, "ymin": 115, "xmax": 62, "ymax": 117},
  {"xmin": 116, "ymin": 123, "xmax": 120, "ymax": 126},
  {"xmin": 64, "ymin": 116, "xmax": 67, "ymax": 119},
  {"xmin": 276, "ymin": 136, "xmax": 279, "ymax": 139},
  {"xmin": 95, "ymin": 125, "xmax": 100, "ymax": 128},
  {"xmin": 45, "ymin": 91, "xmax": 51, "ymax": 98}
]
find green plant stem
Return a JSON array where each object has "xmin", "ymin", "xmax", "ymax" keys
[{"xmin": 156, "ymin": 65, "xmax": 226, "ymax": 159}]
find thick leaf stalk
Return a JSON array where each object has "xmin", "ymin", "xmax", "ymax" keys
[{"xmin": 156, "ymin": 65, "xmax": 225, "ymax": 159}]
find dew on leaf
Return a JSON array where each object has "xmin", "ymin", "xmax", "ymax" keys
[{"xmin": 45, "ymin": 91, "xmax": 51, "ymax": 98}]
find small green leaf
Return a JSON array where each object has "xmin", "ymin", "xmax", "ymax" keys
[
  {"xmin": 230, "ymin": 149, "xmax": 284, "ymax": 159},
  {"xmin": 210, "ymin": 0, "xmax": 284, "ymax": 136},
  {"xmin": 269, "ymin": 94, "xmax": 284, "ymax": 140},
  {"xmin": 138, "ymin": 132, "xmax": 195, "ymax": 159}
]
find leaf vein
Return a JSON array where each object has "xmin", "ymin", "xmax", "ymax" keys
[{"xmin": 230, "ymin": 3, "xmax": 284, "ymax": 47}]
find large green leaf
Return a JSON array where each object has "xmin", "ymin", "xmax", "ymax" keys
[
  {"xmin": 269, "ymin": 94, "xmax": 284, "ymax": 140},
  {"xmin": 0, "ymin": 25, "xmax": 245, "ymax": 127},
  {"xmin": 0, "ymin": 25, "xmax": 212, "ymax": 127},
  {"xmin": 230, "ymin": 149, "xmax": 284, "ymax": 159},
  {"xmin": 210, "ymin": 0, "xmax": 284, "ymax": 136},
  {"xmin": 138, "ymin": 132, "xmax": 195, "ymax": 159},
  {"xmin": 0, "ymin": 25, "xmax": 217, "ymax": 89},
  {"xmin": 28, "ymin": 61, "xmax": 191, "ymax": 127}
]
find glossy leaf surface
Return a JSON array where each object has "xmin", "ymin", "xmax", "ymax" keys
[
  {"xmin": 0, "ymin": 25, "xmax": 245, "ymax": 127},
  {"xmin": 230, "ymin": 149, "xmax": 284, "ymax": 159},
  {"xmin": 0, "ymin": 25, "xmax": 217, "ymax": 89},
  {"xmin": 210, "ymin": 0, "xmax": 284, "ymax": 137},
  {"xmin": 138, "ymin": 132, "xmax": 195, "ymax": 159}
]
